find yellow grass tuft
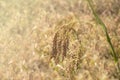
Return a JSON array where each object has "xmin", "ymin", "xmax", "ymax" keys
[{"xmin": 51, "ymin": 14, "xmax": 78, "ymax": 63}]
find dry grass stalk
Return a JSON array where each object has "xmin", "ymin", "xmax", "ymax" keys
[{"xmin": 51, "ymin": 32, "xmax": 59, "ymax": 58}]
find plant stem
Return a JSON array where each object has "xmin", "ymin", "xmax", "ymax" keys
[{"xmin": 86, "ymin": 0, "xmax": 118, "ymax": 62}]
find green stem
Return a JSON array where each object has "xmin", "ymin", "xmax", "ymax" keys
[{"xmin": 86, "ymin": 0, "xmax": 118, "ymax": 62}]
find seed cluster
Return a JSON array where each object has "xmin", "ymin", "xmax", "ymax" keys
[
  {"xmin": 51, "ymin": 27, "xmax": 69, "ymax": 63},
  {"xmin": 50, "ymin": 15, "xmax": 78, "ymax": 63}
]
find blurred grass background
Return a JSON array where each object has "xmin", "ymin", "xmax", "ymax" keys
[{"xmin": 0, "ymin": 0, "xmax": 120, "ymax": 80}]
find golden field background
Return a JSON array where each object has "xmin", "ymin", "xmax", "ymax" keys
[{"xmin": 0, "ymin": 0, "xmax": 120, "ymax": 80}]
